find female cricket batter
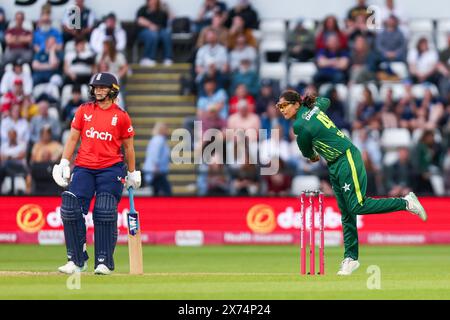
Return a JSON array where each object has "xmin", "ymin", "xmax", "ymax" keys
[
  {"xmin": 52, "ymin": 72, "xmax": 141, "ymax": 275},
  {"xmin": 276, "ymin": 90, "xmax": 427, "ymax": 275}
]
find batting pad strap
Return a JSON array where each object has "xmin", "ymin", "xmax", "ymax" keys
[{"xmin": 93, "ymin": 193, "xmax": 118, "ymax": 270}]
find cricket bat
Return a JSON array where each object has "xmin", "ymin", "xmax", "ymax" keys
[{"xmin": 127, "ymin": 187, "xmax": 143, "ymax": 275}]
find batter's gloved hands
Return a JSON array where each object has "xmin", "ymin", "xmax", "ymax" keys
[
  {"xmin": 126, "ymin": 170, "xmax": 142, "ymax": 190},
  {"xmin": 52, "ymin": 159, "xmax": 71, "ymax": 188}
]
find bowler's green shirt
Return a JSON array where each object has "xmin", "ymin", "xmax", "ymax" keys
[{"xmin": 293, "ymin": 97, "xmax": 353, "ymax": 163}]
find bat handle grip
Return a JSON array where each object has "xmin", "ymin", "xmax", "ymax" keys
[{"xmin": 128, "ymin": 187, "xmax": 136, "ymax": 213}]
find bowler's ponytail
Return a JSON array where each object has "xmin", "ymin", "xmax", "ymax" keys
[{"xmin": 302, "ymin": 93, "xmax": 317, "ymax": 109}]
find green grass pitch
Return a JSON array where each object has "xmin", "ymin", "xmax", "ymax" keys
[{"xmin": 0, "ymin": 244, "xmax": 449, "ymax": 299}]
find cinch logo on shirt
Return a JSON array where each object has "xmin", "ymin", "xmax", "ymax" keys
[{"xmin": 85, "ymin": 127, "xmax": 113, "ymax": 141}]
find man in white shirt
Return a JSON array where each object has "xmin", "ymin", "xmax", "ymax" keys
[
  {"xmin": 89, "ymin": 13, "xmax": 127, "ymax": 55},
  {"xmin": 195, "ymin": 29, "xmax": 229, "ymax": 77}
]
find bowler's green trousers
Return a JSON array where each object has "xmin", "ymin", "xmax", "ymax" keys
[{"xmin": 328, "ymin": 145, "xmax": 407, "ymax": 260}]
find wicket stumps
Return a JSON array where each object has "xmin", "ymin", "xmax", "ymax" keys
[{"xmin": 300, "ymin": 190, "xmax": 325, "ymax": 276}]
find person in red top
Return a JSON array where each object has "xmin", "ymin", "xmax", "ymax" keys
[
  {"xmin": 52, "ymin": 72, "xmax": 141, "ymax": 275},
  {"xmin": 3, "ymin": 11, "xmax": 34, "ymax": 65},
  {"xmin": 228, "ymin": 83, "xmax": 255, "ymax": 114},
  {"xmin": 315, "ymin": 15, "xmax": 348, "ymax": 51}
]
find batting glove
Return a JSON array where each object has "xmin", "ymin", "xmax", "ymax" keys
[
  {"xmin": 126, "ymin": 170, "xmax": 142, "ymax": 190},
  {"xmin": 52, "ymin": 159, "xmax": 71, "ymax": 188}
]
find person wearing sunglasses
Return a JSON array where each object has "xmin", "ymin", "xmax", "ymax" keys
[{"xmin": 276, "ymin": 89, "xmax": 427, "ymax": 276}]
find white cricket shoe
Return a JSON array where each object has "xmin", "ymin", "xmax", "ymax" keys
[
  {"xmin": 94, "ymin": 264, "xmax": 112, "ymax": 275},
  {"xmin": 58, "ymin": 261, "xmax": 87, "ymax": 274},
  {"xmin": 404, "ymin": 192, "xmax": 428, "ymax": 221},
  {"xmin": 140, "ymin": 58, "xmax": 156, "ymax": 67},
  {"xmin": 163, "ymin": 59, "xmax": 173, "ymax": 66},
  {"xmin": 337, "ymin": 257, "xmax": 360, "ymax": 276}
]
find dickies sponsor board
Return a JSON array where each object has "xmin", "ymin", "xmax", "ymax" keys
[{"xmin": 1, "ymin": 196, "xmax": 449, "ymax": 245}]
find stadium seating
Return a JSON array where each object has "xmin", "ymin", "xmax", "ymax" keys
[
  {"xmin": 259, "ymin": 62, "xmax": 287, "ymax": 87},
  {"xmin": 259, "ymin": 19, "xmax": 286, "ymax": 41},
  {"xmin": 288, "ymin": 62, "xmax": 317, "ymax": 86}
]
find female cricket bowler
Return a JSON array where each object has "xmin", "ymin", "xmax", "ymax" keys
[
  {"xmin": 52, "ymin": 72, "xmax": 141, "ymax": 275},
  {"xmin": 276, "ymin": 90, "xmax": 427, "ymax": 276}
]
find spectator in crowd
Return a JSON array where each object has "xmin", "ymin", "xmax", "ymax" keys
[
  {"xmin": 195, "ymin": 0, "xmax": 227, "ymax": 32},
  {"xmin": 63, "ymin": 37, "xmax": 95, "ymax": 86},
  {"xmin": 313, "ymin": 33, "xmax": 350, "ymax": 86},
  {"xmin": 199, "ymin": 100, "xmax": 226, "ymax": 136},
  {"xmin": 353, "ymin": 86, "xmax": 382, "ymax": 131},
  {"xmin": 396, "ymin": 84, "xmax": 418, "ymax": 130},
  {"xmin": 143, "ymin": 122, "xmax": 172, "ymax": 196},
  {"xmin": 0, "ymin": 103, "xmax": 30, "ymax": 145},
  {"xmin": 31, "ymin": 36, "xmax": 63, "ymax": 86},
  {"xmin": 229, "ymin": 59, "xmax": 259, "ymax": 97},
  {"xmin": 0, "ymin": 128, "xmax": 28, "ymax": 193},
  {"xmin": 197, "ymin": 76, "xmax": 228, "ymax": 120},
  {"xmin": 415, "ymin": 87, "xmax": 445, "ymax": 130},
  {"xmin": 1, "ymin": 59, "xmax": 33, "ymax": 96},
  {"xmin": 346, "ymin": 14, "xmax": 376, "ymax": 49},
  {"xmin": 326, "ymin": 87, "xmax": 350, "ymax": 131},
  {"xmin": 195, "ymin": 29, "xmax": 229, "ymax": 78},
  {"xmin": 29, "ymin": 125, "xmax": 63, "ymax": 164},
  {"xmin": 33, "ymin": 11, "xmax": 63, "ymax": 53},
  {"xmin": 90, "ymin": 13, "xmax": 127, "ymax": 55},
  {"xmin": 375, "ymin": 15, "xmax": 407, "ymax": 65},
  {"xmin": 255, "ymin": 79, "xmax": 277, "ymax": 116},
  {"xmin": 260, "ymin": 102, "xmax": 290, "ymax": 141},
  {"xmin": 0, "ymin": 78, "xmax": 32, "ymax": 119},
  {"xmin": 226, "ymin": 0, "xmax": 259, "ymax": 30},
  {"xmin": 437, "ymin": 32, "xmax": 450, "ymax": 96},
  {"xmin": 136, "ymin": 0, "xmax": 173, "ymax": 67},
  {"xmin": 412, "ymin": 130, "xmax": 444, "ymax": 195},
  {"xmin": 315, "ymin": 15, "xmax": 348, "ymax": 51},
  {"xmin": 379, "ymin": 0, "xmax": 408, "ymax": 35},
  {"xmin": 3, "ymin": 11, "xmax": 33, "ymax": 65},
  {"xmin": 259, "ymin": 125, "xmax": 291, "ymax": 195},
  {"xmin": 27, "ymin": 125, "xmax": 63, "ymax": 195},
  {"xmin": 206, "ymin": 151, "xmax": 229, "ymax": 196},
  {"xmin": 95, "ymin": 38, "xmax": 129, "ymax": 82},
  {"xmin": 196, "ymin": 9, "xmax": 229, "ymax": 48},
  {"xmin": 229, "ymin": 83, "xmax": 255, "ymax": 114},
  {"xmin": 352, "ymin": 127, "xmax": 383, "ymax": 195},
  {"xmin": 346, "ymin": 0, "xmax": 369, "ymax": 27},
  {"xmin": 29, "ymin": 99, "xmax": 61, "ymax": 144},
  {"xmin": 384, "ymin": 147, "xmax": 413, "ymax": 197},
  {"xmin": 349, "ymin": 35, "xmax": 376, "ymax": 84},
  {"xmin": 229, "ymin": 144, "xmax": 260, "ymax": 196},
  {"xmin": 380, "ymin": 87, "xmax": 399, "ymax": 129},
  {"xmin": 287, "ymin": 19, "xmax": 315, "ymax": 62},
  {"xmin": 227, "ymin": 15, "xmax": 257, "ymax": 50},
  {"xmin": 263, "ymin": 162, "xmax": 292, "ymax": 196},
  {"xmin": 229, "ymin": 33, "xmax": 257, "ymax": 72},
  {"xmin": 196, "ymin": 57, "xmax": 228, "ymax": 94},
  {"xmin": 227, "ymin": 99, "xmax": 260, "ymax": 142},
  {"xmin": 62, "ymin": 0, "xmax": 96, "ymax": 42},
  {"xmin": 61, "ymin": 84, "xmax": 85, "ymax": 129},
  {"xmin": 0, "ymin": 7, "xmax": 6, "ymax": 46},
  {"xmin": 408, "ymin": 37, "xmax": 440, "ymax": 85}
]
